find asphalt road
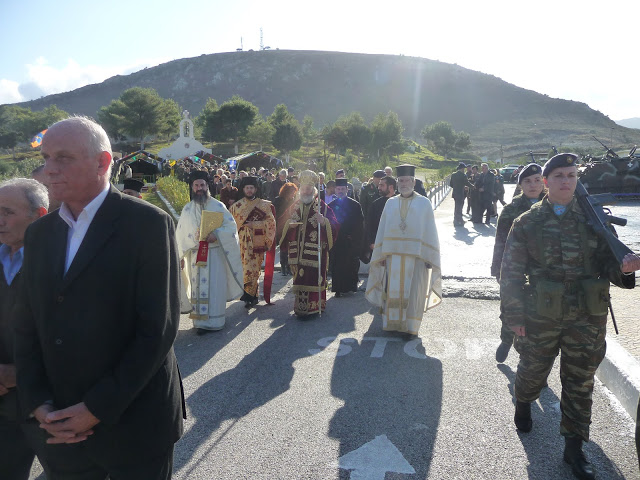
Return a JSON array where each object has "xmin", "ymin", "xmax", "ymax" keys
[
  {"xmin": 29, "ymin": 186, "xmax": 639, "ymax": 479},
  {"xmin": 166, "ymin": 275, "xmax": 639, "ymax": 480}
]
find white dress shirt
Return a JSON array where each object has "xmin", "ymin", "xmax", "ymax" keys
[{"xmin": 59, "ymin": 184, "xmax": 110, "ymax": 274}]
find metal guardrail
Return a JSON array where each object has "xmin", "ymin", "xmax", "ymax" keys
[{"xmin": 426, "ymin": 174, "xmax": 451, "ymax": 210}]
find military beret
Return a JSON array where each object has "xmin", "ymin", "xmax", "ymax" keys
[
  {"xmin": 373, "ymin": 170, "xmax": 385, "ymax": 178},
  {"xmin": 517, "ymin": 163, "xmax": 542, "ymax": 184},
  {"xmin": 396, "ymin": 164, "xmax": 416, "ymax": 177},
  {"xmin": 123, "ymin": 178, "xmax": 144, "ymax": 192},
  {"xmin": 335, "ymin": 169, "xmax": 345, "ymax": 176},
  {"xmin": 189, "ymin": 170, "xmax": 209, "ymax": 185},
  {"xmin": 542, "ymin": 153, "xmax": 578, "ymax": 177},
  {"xmin": 335, "ymin": 178, "xmax": 348, "ymax": 187}
]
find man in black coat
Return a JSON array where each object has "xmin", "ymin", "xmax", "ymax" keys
[
  {"xmin": 365, "ymin": 176, "xmax": 397, "ymax": 257},
  {"xmin": 328, "ymin": 178, "xmax": 363, "ymax": 296},
  {"xmin": 473, "ymin": 162, "xmax": 495, "ymax": 224},
  {"xmin": 449, "ymin": 162, "xmax": 474, "ymax": 226},
  {"xmin": 15, "ymin": 116, "xmax": 184, "ymax": 479}
]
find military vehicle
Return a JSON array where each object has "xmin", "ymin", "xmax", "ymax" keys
[{"xmin": 578, "ymin": 138, "xmax": 640, "ymax": 196}]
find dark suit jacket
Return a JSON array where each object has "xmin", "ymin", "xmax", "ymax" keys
[
  {"xmin": 14, "ymin": 186, "xmax": 184, "ymax": 466},
  {"xmin": 449, "ymin": 170, "xmax": 473, "ymax": 199}
]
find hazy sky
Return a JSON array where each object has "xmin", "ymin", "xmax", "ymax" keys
[{"xmin": 1, "ymin": 0, "xmax": 638, "ymax": 120}]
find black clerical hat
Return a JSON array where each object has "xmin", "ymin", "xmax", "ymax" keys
[
  {"xmin": 240, "ymin": 176, "xmax": 259, "ymax": 189},
  {"xmin": 123, "ymin": 178, "xmax": 144, "ymax": 192},
  {"xmin": 335, "ymin": 178, "xmax": 348, "ymax": 187},
  {"xmin": 189, "ymin": 170, "xmax": 209, "ymax": 185},
  {"xmin": 395, "ymin": 164, "xmax": 416, "ymax": 177}
]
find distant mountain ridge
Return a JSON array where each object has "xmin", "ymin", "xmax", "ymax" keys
[
  {"xmin": 9, "ymin": 50, "xmax": 640, "ymax": 158},
  {"xmin": 615, "ymin": 118, "xmax": 640, "ymax": 129}
]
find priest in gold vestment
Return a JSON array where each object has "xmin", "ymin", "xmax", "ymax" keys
[
  {"xmin": 176, "ymin": 171, "xmax": 244, "ymax": 333},
  {"xmin": 365, "ymin": 164, "xmax": 442, "ymax": 334},
  {"xmin": 229, "ymin": 177, "xmax": 277, "ymax": 308}
]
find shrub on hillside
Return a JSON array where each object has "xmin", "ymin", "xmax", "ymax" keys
[
  {"xmin": 156, "ymin": 176, "xmax": 190, "ymax": 214},
  {"xmin": 0, "ymin": 158, "xmax": 44, "ymax": 182}
]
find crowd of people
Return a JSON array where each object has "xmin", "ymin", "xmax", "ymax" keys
[
  {"xmin": 449, "ymin": 161, "xmax": 507, "ymax": 226},
  {"xmin": 0, "ymin": 115, "xmax": 639, "ymax": 480}
]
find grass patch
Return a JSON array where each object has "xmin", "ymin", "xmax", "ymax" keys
[{"xmin": 142, "ymin": 191, "xmax": 170, "ymax": 215}]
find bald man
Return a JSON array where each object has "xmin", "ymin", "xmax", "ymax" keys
[{"xmin": 15, "ymin": 116, "xmax": 184, "ymax": 479}]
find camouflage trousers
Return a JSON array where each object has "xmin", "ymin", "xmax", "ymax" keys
[
  {"xmin": 513, "ymin": 309, "xmax": 607, "ymax": 442},
  {"xmin": 499, "ymin": 305, "xmax": 515, "ymax": 345}
]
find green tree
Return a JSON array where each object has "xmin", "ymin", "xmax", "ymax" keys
[
  {"xmin": 302, "ymin": 115, "xmax": 315, "ymax": 142},
  {"xmin": 97, "ymin": 105, "xmax": 126, "ymax": 141},
  {"xmin": 0, "ymin": 130, "xmax": 19, "ymax": 160},
  {"xmin": 324, "ymin": 123, "xmax": 350, "ymax": 160},
  {"xmin": 97, "ymin": 87, "xmax": 173, "ymax": 149},
  {"xmin": 370, "ymin": 111, "xmax": 403, "ymax": 160},
  {"xmin": 159, "ymin": 99, "xmax": 182, "ymax": 140},
  {"xmin": 272, "ymin": 120, "xmax": 302, "ymax": 162},
  {"xmin": 195, "ymin": 98, "xmax": 219, "ymax": 146},
  {"xmin": 421, "ymin": 121, "xmax": 471, "ymax": 158},
  {"xmin": 268, "ymin": 103, "xmax": 295, "ymax": 127},
  {"xmin": 338, "ymin": 112, "xmax": 371, "ymax": 160},
  {"xmin": 207, "ymin": 95, "xmax": 259, "ymax": 154},
  {"xmin": 247, "ymin": 121, "xmax": 275, "ymax": 151},
  {"xmin": 0, "ymin": 104, "xmax": 68, "ymax": 158}
]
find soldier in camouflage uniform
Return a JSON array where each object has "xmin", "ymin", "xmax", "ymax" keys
[
  {"xmin": 500, "ymin": 153, "xmax": 640, "ymax": 480},
  {"xmin": 491, "ymin": 163, "xmax": 545, "ymax": 362}
]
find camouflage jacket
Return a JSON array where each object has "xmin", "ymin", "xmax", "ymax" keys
[
  {"xmin": 490, "ymin": 193, "xmax": 543, "ymax": 278},
  {"xmin": 499, "ymin": 196, "xmax": 634, "ymax": 328}
]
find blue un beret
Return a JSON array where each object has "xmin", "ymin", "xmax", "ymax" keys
[{"xmin": 542, "ymin": 153, "xmax": 578, "ymax": 177}]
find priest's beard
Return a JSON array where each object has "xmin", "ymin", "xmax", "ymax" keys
[
  {"xmin": 398, "ymin": 185, "xmax": 414, "ymax": 196},
  {"xmin": 194, "ymin": 190, "xmax": 210, "ymax": 207},
  {"xmin": 301, "ymin": 194, "xmax": 315, "ymax": 205}
]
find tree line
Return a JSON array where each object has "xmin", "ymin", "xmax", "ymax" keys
[{"xmin": 0, "ymin": 87, "xmax": 472, "ymax": 162}]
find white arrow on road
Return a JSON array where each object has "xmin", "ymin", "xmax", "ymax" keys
[{"xmin": 338, "ymin": 434, "xmax": 415, "ymax": 480}]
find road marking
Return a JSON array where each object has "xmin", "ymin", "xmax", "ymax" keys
[
  {"xmin": 309, "ymin": 336, "xmax": 501, "ymax": 360},
  {"xmin": 338, "ymin": 434, "xmax": 415, "ymax": 480}
]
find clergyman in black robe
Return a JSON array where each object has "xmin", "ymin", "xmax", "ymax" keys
[{"xmin": 328, "ymin": 179, "xmax": 364, "ymax": 296}]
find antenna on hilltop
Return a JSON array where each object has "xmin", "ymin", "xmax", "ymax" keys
[
  {"xmin": 237, "ymin": 37, "xmax": 243, "ymax": 52},
  {"xmin": 260, "ymin": 28, "xmax": 264, "ymax": 50}
]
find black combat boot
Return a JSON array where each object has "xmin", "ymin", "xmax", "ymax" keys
[
  {"xmin": 495, "ymin": 341, "xmax": 512, "ymax": 363},
  {"xmin": 563, "ymin": 437, "xmax": 595, "ymax": 480},
  {"xmin": 514, "ymin": 401, "xmax": 532, "ymax": 432}
]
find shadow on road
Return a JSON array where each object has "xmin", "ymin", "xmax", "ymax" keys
[
  {"xmin": 497, "ymin": 364, "xmax": 626, "ymax": 479},
  {"xmin": 329, "ymin": 316, "xmax": 443, "ymax": 479},
  {"xmin": 173, "ymin": 289, "xmax": 368, "ymax": 477}
]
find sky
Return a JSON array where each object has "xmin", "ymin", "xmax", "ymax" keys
[{"xmin": 1, "ymin": 0, "xmax": 639, "ymax": 120}]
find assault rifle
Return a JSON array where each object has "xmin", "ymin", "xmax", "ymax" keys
[
  {"xmin": 575, "ymin": 180, "xmax": 633, "ymax": 264},
  {"xmin": 575, "ymin": 180, "xmax": 635, "ymax": 334}
]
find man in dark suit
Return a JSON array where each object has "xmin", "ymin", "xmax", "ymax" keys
[
  {"xmin": 14, "ymin": 116, "xmax": 184, "ymax": 479},
  {"xmin": 474, "ymin": 162, "xmax": 495, "ymax": 224},
  {"xmin": 449, "ymin": 162, "xmax": 474, "ymax": 226}
]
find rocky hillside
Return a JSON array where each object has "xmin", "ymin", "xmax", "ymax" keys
[{"xmin": 11, "ymin": 50, "xmax": 640, "ymax": 159}]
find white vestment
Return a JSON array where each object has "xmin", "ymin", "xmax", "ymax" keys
[
  {"xmin": 365, "ymin": 192, "xmax": 442, "ymax": 335},
  {"xmin": 176, "ymin": 198, "xmax": 243, "ymax": 330}
]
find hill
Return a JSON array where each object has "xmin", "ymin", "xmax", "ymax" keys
[
  {"xmin": 615, "ymin": 117, "xmax": 640, "ymax": 129},
  {"xmin": 10, "ymin": 50, "xmax": 640, "ymax": 159}
]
